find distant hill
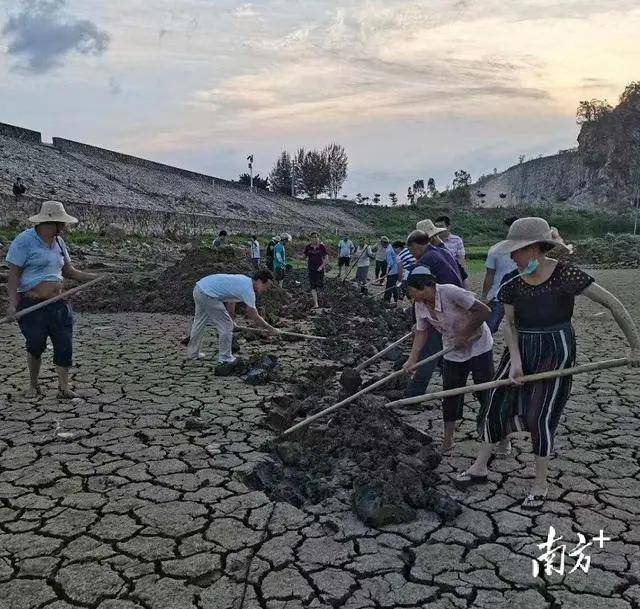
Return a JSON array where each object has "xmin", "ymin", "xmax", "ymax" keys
[{"xmin": 471, "ymin": 94, "xmax": 640, "ymax": 209}]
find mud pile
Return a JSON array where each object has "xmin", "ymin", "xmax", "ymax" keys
[
  {"xmin": 72, "ymin": 246, "xmax": 291, "ymax": 318},
  {"xmin": 249, "ymin": 398, "xmax": 460, "ymax": 527}
]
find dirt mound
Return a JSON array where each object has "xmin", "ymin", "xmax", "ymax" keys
[
  {"xmin": 248, "ymin": 398, "xmax": 461, "ymax": 527},
  {"xmin": 72, "ymin": 246, "xmax": 291, "ymax": 317}
]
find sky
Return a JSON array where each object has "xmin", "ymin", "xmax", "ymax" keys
[{"xmin": 1, "ymin": 0, "xmax": 640, "ymax": 202}]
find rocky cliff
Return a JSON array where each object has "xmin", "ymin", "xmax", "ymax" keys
[{"xmin": 472, "ymin": 97, "xmax": 640, "ymax": 209}]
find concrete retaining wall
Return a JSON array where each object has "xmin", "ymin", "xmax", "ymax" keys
[
  {"xmin": 0, "ymin": 122, "xmax": 42, "ymax": 144},
  {"xmin": 0, "ymin": 194, "xmax": 322, "ymax": 237}
]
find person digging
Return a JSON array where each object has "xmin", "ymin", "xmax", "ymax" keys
[
  {"xmin": 403, "ymin": 266, "xmax": 510, "ymax": 455},
  {"xmin": 5, "ymin": 201, "xmax": 100, "ymax": 399},
  {"xmin": 184, "ymin": 269, "xmax": 280, "ymax": 363},
  {"xmin": 302, "ymin": 232, "xmax": 328, "ymax": 309}
]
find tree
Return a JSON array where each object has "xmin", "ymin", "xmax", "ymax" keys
[
  {"xmin": 576, "ymin": 99, "xmax": 612, "ymax": 124},
  {"xmin": 238, "ymin": 173, "xmax": 268, "ymax": 190},
  {"xmin": 452, "ymin": 169, "xmax": 471, "ymax": 190},
  {"xmin": 413, "ymin": 179, "xmax": 425, "ymax": 198},
  {"xmin": 324, "ymin": 143, "xmax": 348, "ymax": 199},
  {"xmin": 518, "ymin": 155, "xmax": 526, "ymax": 164},
  {"xmin": 407, "ymin": 187, "xmax": 415, "ymax": 205},
  {"xmin": 426, "ymin": 177, "xmax": 437, "ymax": 198},
  {"xmin": 389, "ymin": 192, "xmax": 398, "ymax": 205},
  {"xmin": 269, "ymin": 151, "xmax": 294, "ymax": 195},
  {"xmin": 373, "ymin": 193, "xmax": 381, "ymax": 205},
  {"xmin": 355, "ymin": 192, "xmax": 364, "ymax": 204},
  {"xmin": 294, "ymin": 148, "xmax": 330, "ymax": 199},
  {"xmin": 620, "ymin": 82, "xmax": 640, "ymax": 107}
]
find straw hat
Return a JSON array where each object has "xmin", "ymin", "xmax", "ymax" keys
[
  {"xmin": 29, "ymin": 201, "xmax": 78, "ymax": 224},
  {"xmin": 492, "ymin": 217, "xmax": 570, "ymax": 255},
  {"xmin": 380, "ymin": 235, "xmax": 390, "ymax": 243},
  {"xmin": 416, "ymin": 219, "xmax": 447, "ymax": 239}
]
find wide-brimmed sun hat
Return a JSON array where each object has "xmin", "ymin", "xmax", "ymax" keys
[
  {"xmin": 380, "ymin": 235, "xmax": 390, "ymax": 243},
  {"xmin": 416, "ymin": 219, "xmax": 447, "ymax": 239},
  {"xmin": 29, "ymin": 201, "xmax": 78, "ymax": 224},
  {"xmin": 492, "ymin": 217, "xmax": 570, "ymax": 255}
]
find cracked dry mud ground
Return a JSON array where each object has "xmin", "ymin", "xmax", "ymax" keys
[{"xmin": 0, "ymin": 269, "xmax": 639, "ymax": 609}]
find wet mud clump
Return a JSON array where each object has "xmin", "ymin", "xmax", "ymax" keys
[
  {"xmin": 247, "ymin": 399, "xmax": 461, "ymax": 527},
  {"xmin": 215, "ymin": 354, "xmax": 281, "ymax": 384},
  {"xmin": 339, "ymin": 367, "xmax": 363, "ymax": 393}
]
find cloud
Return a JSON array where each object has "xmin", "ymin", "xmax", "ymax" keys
[
  {"xmin": 233, "ymin": 4, "xmax": 260, "ymax": 19},
  {"xmin": 108, "ymin": 76, "xmax": 122, "ymax": 95},
  {"xmin": 2, "ymin": 0, "xmax": 110, "ymax": 73}
]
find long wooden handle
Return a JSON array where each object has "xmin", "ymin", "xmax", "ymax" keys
[
  {"xmin": 280, "ymin": 346, "xmax": 454, "ymax": 437},
  {"xmin": 355, "ymin": 331, "xmax": 413, "ymax": 372},
  {"xmin": 0, "ymin": 276, "xmax": 106, "ymax": 324},
  {"xmin": 235, "ymin": 325, "xmax": 327, "ymax": 341},
  {"xmin": 342, "ymin": 245, "xmax": 369, "ymax": 283},
  {"xmin": 385, "ymin": 358, "xmax": 630, "ymax": 409}
]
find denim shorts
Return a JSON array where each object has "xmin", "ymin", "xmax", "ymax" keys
[{"xmin": 17, "ymin": 297, "xmax": 74, "ymax": 367}]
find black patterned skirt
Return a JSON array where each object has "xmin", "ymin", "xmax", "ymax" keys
[{"xmin": 477, "ymin": 323, "xmax": 576, "ymax": 457}]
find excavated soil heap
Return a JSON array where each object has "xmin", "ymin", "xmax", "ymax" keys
[
  {"xmin": 72, "ymin": 246, "xmax": 290, "ymax": 319},
  {"xmin": 248, "ymin": 398, "xmax": 461, "ymax": 527}
]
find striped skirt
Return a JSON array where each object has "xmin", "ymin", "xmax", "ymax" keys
[{"xmin": 477, "ymin": 323, "xmax": 576, "ymax": 457}]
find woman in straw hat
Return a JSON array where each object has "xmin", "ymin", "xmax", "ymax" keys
[
  {"xmin": 5, "ymin": 201, "xmax": 99, "ymax": 399},
  {"xmin": 454, "ymin": 217, "xmax": 640, "ymax": 509}
]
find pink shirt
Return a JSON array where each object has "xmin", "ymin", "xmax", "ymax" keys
[{"xmin": 415, "ymin": 283, "xmax": 493, "ymax": 362}]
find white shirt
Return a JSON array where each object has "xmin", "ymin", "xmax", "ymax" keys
[
  {"xmin": 415, "ymin": 284, "xmax": 493, "ymax": 362},
  {"xmin": 338, "ymin": 239, "xmax": 354, "ymax": 258},
  {"xmin": 355, "ymin": 245, "xmax": 372, "ymax": 268},
  {"xmin": 485, "ymin": 244, "xmax": 517, "ymax": 301},
  {"xmin": 442, "ymin": 234, "xmax": 465, "ymax": 264},
  {"xmin": 250, "ymin": 240, "xmax": 260, "ymax": 259},
  {"xmin": 196, "ymin": 274, "xmax": 256, "ymax": 308}
]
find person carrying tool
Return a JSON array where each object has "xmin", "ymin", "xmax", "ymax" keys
[
  {"xmin": 380, "ymin": 240, "xmax": 405, "ymax": 305},
  {"xmin": 403, "ymin": 266, "xmax": 501, "ymax": 453},
  {"xmin": 336, "ymin": 234, "xmax": 355, "ymax": 279},
  {"xmin": 5, "ymin": 201, "xmax": 99, "ymax": 398},
  {"xmin": 455, "ymin": 217, "xmax": 640, "ymax": 509},
  {"xmin": 354, "ymin": 241, "xmax": 373, "ymax": 292},
  {"xmin": 404, "ymin": 227, "xmax": 463, "ymax": 397},
  {"xmin": 302, "ymin": 232, "xmax": 328, "ymax": 309},
  {"xmin": 265, "ymin": 236, "xmax": 278, "ymax": 271},
  {"xmin": 186, "ymin": 269, "xmax": 279, "ymax": 363}
]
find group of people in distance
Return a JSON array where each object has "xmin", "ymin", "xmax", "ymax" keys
[{"xmin": 5, "ymin": 200, "xmax": 640, "ymax": 510}]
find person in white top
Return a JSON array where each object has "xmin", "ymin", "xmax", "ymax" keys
[
  {"xmin": 480, "ymin": 216, "xmax": 518, "ymax": 333},
  {"xmin": 185, "ymin": 270, "xmax": 279, "ymax": 363},
  {"xmin": 353, "ymin": 241, "xmax": 373, "ymax": 291},
  {"xmin": 402, "ymin": 266, "xmax": 497, "ymax": 453},
  {"xmin": 435, "ymin": 215, "xmax": 465, "ymax": 266},
  {"xmin": 337, "ymin": 234, "xmax": 355, "ymax": 278},
  {"xmin": 248, "ymin": 236, "xmax": 261, "ymax": 269}
]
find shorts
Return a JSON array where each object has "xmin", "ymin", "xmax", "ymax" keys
[
  {"xmin": 275, "ymin": 267, "xmax": 285, "ymax": 281},
  {"xmin": 355, "ymin": 266, "xmax": 369, "ymax": 283},
  {"xmin": 17, "ymin": 297, "xmax": 74, "ymax": 367},
  {"xmin": 308, "ymin": 270, "xmax": 325, "ymax": 290},
  {"xmin": 338, "ymin": 256, "xmax": 351, "ymax": 267}
]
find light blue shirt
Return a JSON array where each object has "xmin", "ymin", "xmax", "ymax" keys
[
  {"xmin": 6, "ymin": 228, "xmax": 71, "ymax": 293},
  {"xmin": 486, "ymin": 244, "xmax": 517, "ymax": 300},
  {"xmin": 196, "ymin": 274, "xmax": 256, "ymax": 308},
  {"xmin": 273, "ymin": 243, "xmax": 286, "ymax": 269},
  {"xmin": 385, "ymin": 246, "xmax": 398, "ymax": 275}
]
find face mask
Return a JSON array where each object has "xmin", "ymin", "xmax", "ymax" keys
[{"xmin": 522, "ymin": 258, "xmax": 539, "ymax": 275}]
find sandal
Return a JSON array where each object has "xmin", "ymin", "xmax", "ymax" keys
[
  {"xmin": 452, "ymin": 470, "xmax": 489, "ymax": 488},
  {"xmin": 522, "ymin": 491, "xmax": 547, "ymax": 510}
]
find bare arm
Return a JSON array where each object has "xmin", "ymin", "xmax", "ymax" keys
[
  {"xmin": 62, "ymin": 262, "xmax": 98, "ymax": 282},
  {"xmin": 7, "ymin": 264, "xmax": 21, "ymax": 315},
  {"xmin": 225, "ymin": 302, "xmax": 237, "ymax": 319},
  {"xmin": 503, "ymin": 303, "xmax": 524, "ymax": 383},
  {"xmin": 245, "ymin": 307, "xmax": 279, "ymax": 334},
  {"xmin": 481, "ymin": 268, "xmax": 496, "ymax": 302},
  {"xmin": 582, "ymin": 283, "xmax": 640, "ymax": 363},
  {"xmin": 454, "ymin": 300, "xmax": 490, "ymax": 347},
  {"xmin": 403, "ymin": 329, "xmax": 427, "ymax": 370}
]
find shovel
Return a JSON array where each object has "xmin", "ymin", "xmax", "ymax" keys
[
  {"xmin": 338, "ymin": 331, "xmax": 413, "ymax": 391},
  {"xmin": 341, "ymin": 245, "xmax": 369, "ymax": 284},
  {"xmin": 0, "ymin": 276, "xmax": 106, "ymax": 324},
  {"xmin": 235, "ymin": 325, "xmax": 327, "ymax": 341},
  {"xmin": 280, "ymin": 345, "xmax": 454, "ymax": 438},
  {"xmin": 385, "ymin": 358, "xmax": 631, "ymax": 409}
]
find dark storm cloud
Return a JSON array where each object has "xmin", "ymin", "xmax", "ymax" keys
[{"xmin": 2, "ymin": 0, "xmax": 110, "ymax": 73}]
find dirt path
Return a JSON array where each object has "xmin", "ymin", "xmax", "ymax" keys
[{"xmin": 0, "ymin": 269, "xmax": 639, "ymax": 609}]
